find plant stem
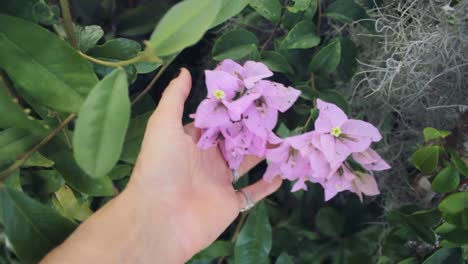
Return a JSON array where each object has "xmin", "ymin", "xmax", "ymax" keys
[
  {"xmin": 0, "ymin": 114, "xmax": 76, "ymax": 180},
  {"xmin": 316, "ymin": 0, "xmax": 321, "ymax": 35},
  {"xmin": 216, "ymin": 212, "xmax": 249, "ymax": 264},
  {"xmin": 0, "ymin": 71, "xmax": 15, "ymax": 98},
  {"xmin": 59, "ymin": 0, "xmax": 78, "ymax": 48},
  {"xmin": 260, "ymin": 22, "xmax": 280, "ymax": 53},
  {"xmin": 55, "ymin": 114, "xmax": 73, "ymax": 148},
  {"xmin": 131, "ymin": 60, "xmax": 173, "ymax": 105}
]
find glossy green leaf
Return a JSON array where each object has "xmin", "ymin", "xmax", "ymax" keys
[
  {"xmin": 432, "ymin": 164, "xmax": 460, "ymax": 193},
  {"xmin": 422, "ymin": 248, "xmax": 463, "ymax": 264},
  {"xmin": 5, "ymin": 170, "xmax": 22, "ymax": 191},
  {"xmin": 423, "ymin": 127, "xmax": 451, "ymax": 142},
  {"xmin": 150, "ymin": 0, "xmax": 221, "ymax": 56},
  {"xmin": 88, "ymin": 38, "xmax": 141, "ymax": 60},
  {"xmin": 0, "ymin": 0, "xmax": 58, "ymax": 25},
  {"xmin": 52, "ymin": 185, "xmax": 93, "ymax": 221},
  {"xmin": 116, "ymin": 2, "xmax": 169, "ymax": 37},
  {"xmin": 411, "ymin": 146, "xmax": 439, "ymax": 173},
  {"xmin": 120, "ymin": 112, "xmax": 151, "ymax": 164},
  {"xmin": 192, "ymin": 240, "xmax": 233, "ymax": 261},
  {"xmin": 211, "ymin": 0, "xmax": 249, "ymax": 27},
  {"xmin": 73, "ymin": 68, "xmax": 130, "ymax": 178},
  {"xmin": 309, "ymin": 39, "xmax": 341, "ymax": 75},
  {"xmin": 276, "ymin": 253, "xmax": 294, "ymax": 264},
  {"xmin": 249, "ymin": 0, "xmax": 282, "ymax": 23},
  {"xmin": 435, "ymin": 222, "xmax": 468, "ymax": 245},
  {"xmin": 22, "ymin": 152, "xmax": 54, "ymax": 168},
  {"xmin": 41, "ymin": 137, "xmax": 116, "ymax": 196},
  {"xmin": 27, "ymin": 170, "xmax": 65, "ymax": 195},
  {"xmin": 0, "ymin": 128, "xmax": 40, "ymax": 166},
  {"xmin": 450, "ymin": 150, "xmax": 468, "ymax": 177},
  {"xmin": 287, "ymin": 0, "xmax": 312, "ymax": 13},
  {"xmin": 438, "ymin": 192, "xmax": 468, "ymax": 228},
  {"xmin": 0, "ymin": 15, "xmax": 98, "ymax": 113},
  {"xmin": 109, "ymin": 164, "xmax": 133, "ymax": 180},
  {"xmin": 315, "ymin": 207, "xmax": 344, "ymax": 237},
  {"xmin": 261, "ymin": 51, "xmax": 294, "ymax": 74},
  {"xmin": 281, "ymin": 21, "xmax": 320, "ymax": 50},
  {"xmin": 235, "ymin": 202, "xmax": 272, "ymax": 264},
  {"xmin": 0, "ymin": 187, "xmax": 77, "ymax": 264},
  {"xmin": 75, "ymin": 25, "xmax": 104, "ymax": 52},
  {"xmin": 0, "ymin": 79, "xmax": 39, "ymax": 130},
  {"xmin": 337, "ymin": 38, "xmax": 357, "ymax": 81},
  {"xmin": 212, "ymin": 29, "xmax": 259, "ymax": 61}
]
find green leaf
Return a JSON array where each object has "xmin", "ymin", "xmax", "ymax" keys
[
  {"xmin": 75, "ymin": 25, "xmax": 104, "ymax": 52},
  {"xmin": 211, "ymin": 0, "xmax": 249, "ymax": 27},
  {"xmin": 398, "ymin": 258, "xmax": 418, "ymax": 264},
  {"xmin": 41, "ymin": 137, "xmax": 116, "ymax": 196},
  {"xmin": 212, "ymin": 29, "xmax": 259, "ymax": 61},
  {"xmin": 422, "ymin": 248, "xmax": 463, "ymax": 264},
  {"xmin": 192, "ymin": 240, "xmax": 233, "ymax": 261},
  {"xmin": 287, "ymin": 0, "xmax": 313, "ymax": 13},
  {"xmin": 0, "ymin": 15, "xmax": 98, "ymax": 113},
  {"xmin": 432, "ymin": 164, "xmax": 460, "ymax": 193},
  {"xmin": 88, "ymin": 38, "xmax": 141, "ymax": 60},
  {"xmin": 0, "ymin": 128, "xmax": 40, "ymax": 166},
  {"xmin": 337, "ymin": 38, "xmax": 357, "ymax": 81},
  {"xmin": 22, "ymin": 152, "xmax": 54, "ymax": 168},
  {"xmin": 318, "ymin": 90, "xmax": 349, "ymax": 114},
  {"xmin": 120, "ymin": 112, "xmax": 151, "ymax": 164},
  {"xmin": 281, "ymin": 21, "xmax": 320, "ymax": 50},
  {"xmin": 5, "ymin": 170, "xmax": 22, "ymax": 191},
  {"xmin": 0, "ymin": 0, "xmax": 59, "ymax": 25},
  {"xmin": 0, "ymin": 79, "xmax": 39, "ymax": 130},
  {"xmin": 249, "ymin": 0, "xmax": 282, "ymax": 23},
  {"xmin": 411, "ymin": 146, "xmax": 439, "ymax": 173},
  {"xmin": 435, "ymin": 222, "xmax": 468, "ymax": 245},
  {"xmin": 0, "ymin": 187, "xmax": 77, "ymax": 264},
  {"xmin": 315, "ymin": 207, "xmax": 344, "ymax": 237},
  {"xmin": 261, "ymin": 51, "xmax": 294, "ymax": 74},
  {"xmin": 109, "ymin": 164, "xmax": 133, "ymax": 180},
  {"xmin": 309, "ymin": 39, "xmax": 341, "ymax": 75},
  {"xmin": 439, "ymin": 192, "xmax": 468, "ymax": 228},
  {"xmin": 450, "ymin": 150, "xmax": 468, "ymax": 178},
  {"xmin": 116, "ymin": 2, "xmax": 169, "ymax": 37},
  {"xmin": 73, "ymin": 68, "xmax": 130, "ymax": 178},
  {"xmin": 276, "ymin": 253, "xmax": 294, "ymax": 264},
  {"xmin": 325, "ymin": 0, "xmax": 373, "ymax": 31},
  {"xmin": 27, "ymin": 170, "xmax": 65, "ymax": 194},
  {"xmin": 52, "ymin": 185, "xmax": 93, "ymax": 221},
  {"xmin": 235, "ymin": 202, "xmax": 272, "ymax": 264},
  {"xmin": 150, "ymin": 0, "xmax": 221, "ymax": 57},
  {"xmin": 423, "ymin": 127, "xmax": 451, "ymax": 142}
]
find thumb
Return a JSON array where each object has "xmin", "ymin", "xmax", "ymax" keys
[{"xmin": 153, "ymin": 68, "xmax": 192, "ymax": 125}]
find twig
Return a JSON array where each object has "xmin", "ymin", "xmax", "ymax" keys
[
  {"xmin": 59, "ymin": 0, "xmax": 78, "ymax": 48},
  {"xmin": 0, "ymin": 114, "xmax": 76, "ymax": 180},
  {"xmin": 131, "ymin": 61, "xmax": 173, "ymax": 105},
  {"xmin": 316, "ymin": 0, "xmax": 321, "ymax": 35},
  {"xmin": 260, "ymin": 22, "xmax": 280, "ymax": 53},
  {"xmin": 55, "ymin": 115, "xmax": 73, "ymax": 148},
  {"xmin": 216, "ymin": 212, "xmax": 249, "ymax": 264}
]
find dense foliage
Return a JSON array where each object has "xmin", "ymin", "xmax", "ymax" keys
[{"xmin": 0, "ymin": 0, "xmax": 466, "ymax": 263}]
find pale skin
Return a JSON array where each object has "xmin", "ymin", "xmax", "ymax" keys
[{"xmin": 41, "ymin": 68, "xmax": 282, "ymax": 264}]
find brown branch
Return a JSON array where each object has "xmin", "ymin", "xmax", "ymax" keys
[{"xmin": 131, "ymin": 62, "xmax": 172, "ymax": 105}]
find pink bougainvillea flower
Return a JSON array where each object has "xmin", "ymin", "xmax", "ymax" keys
[
  {"xmin": 216, "ymin": 60, "xmax": 273, "ymax": 88},
  {"xmin": 352, "ymin": 148, "xmax": 391, "ymax": 171},
  {"xmin": 264, "ymin": 136, "xmax": 312, "ymax": 192},
  {"xmin": 316, "ymin": 165, "xmax": 354, "ymax": 201},
  {"xmin": 350, "ymin": 171, "xmax": 380, "ymax": 201},
  {"xmin": 255, "ymin": 80, "xmax": 301, "ymax": 112},
  {"xmin": 313, "ymin": 99, "xmax": 382, "ymax": 170}
]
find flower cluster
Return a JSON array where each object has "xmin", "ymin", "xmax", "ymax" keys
[
  {"xmin": 191, "ymin": 59, "xmax": 301, "ymax": 169},
  {"xmin": 192, "ymin": 60, "xmax": 390, "ymax": 201},
  {"xmin": 264, "ymin": 99, "xmax": 390, "ymax": 201}
]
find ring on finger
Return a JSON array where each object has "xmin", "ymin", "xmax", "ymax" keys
[
  {"xmin": 237, "ymin": 189, "xmax": 255, "ymax": 212},
  {"xmin": 232, "ymin": 169, "xmax": 240, "ymax": 184}
]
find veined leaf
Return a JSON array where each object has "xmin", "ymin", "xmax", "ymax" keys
[
  {"xmin": 309, "ymin": 39, "xmax": 341, "ymax": 75},
  {"xmin": 73, "ymin": 68, "xmax": 130, "ymax": 178},
  {"xmin": 249, "ymin": 0, "xmax": 282, "ymax": 23},
  {"xmin": 212, "ymin": 29, "xmax": 259, "ymax": 61},
  {"xmin": 120, "ymin": 112, "xmax": 151, "ymax": 164},
  {"xmin": 281, "ymin": 21, "xmax": 320, "ymax": 50},
  {"xmin": 211, "ymin": 0, "xmax": 249, "ymax": 27},
  {"xmin": 0, "ymin": 128, "xmax": 40, "ymax": 167},
  {"xmin": 0, "ymin": 15, "xmax": 98, "ymax": 113}
]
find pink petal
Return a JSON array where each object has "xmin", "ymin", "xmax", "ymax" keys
[
  {"xmin": 241, "ymin": 61, "xmax": 273, "ymax": 88},
  {"xmin": 314, "ymin": 135, "xmax": 350, "ymax": 171},
  {"xmin": 263, "ymin": 163, "xmax": 281, "ymax": 182},
  {"xmin": 197, "ymin": 128, "xmax": 220, "ymax": 149},
  {"xmin": 353, "ymin": 172, "xmax": 380, "ymax": 196},
  {"xmin": 291, "ymin": 178, "xmax": 308, "ymax": 192},
  {"xmin": 266, "ymin": 143, "xmax": 289, "ymax": 163},
  {"xmin": 341, "ymin": 119, "xmax": 382, "ymax": 142},
  {"xmin": 216, "ymin": 59, "xmax": 243, "ymax": 76},
  {"xmin": 205, "ymin": 70, "xmax": 241, "ymax": 100},
  {"xmin": 224, "ymin": 92, "xmax": 261, "ymax": 121},
  {"xmin": 243, "ymin": 105, "xmax": 278, "ymax": 138},
  {"xmin": 248, "ymin": 134, "xmax": 267, "ymax": 157},
  {"xmin": 316, "ymin": 99, "xmax": 348, "ymax": 128},
  {"xmin": 259, "ymin": 81, "xmax": 301, "ymax": 112},
  {"xmin": 352, "ymin": 148, "xmax": 391, "ymax": 171},
  {"xmin": 194, "ymin": 99, "xmax": 231, "ymax": 128}
]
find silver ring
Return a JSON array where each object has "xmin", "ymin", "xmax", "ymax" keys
[
  {"xmin": 232, "ymin": 169, "xmax": 240, "ymax": 184},
  {"xmin": 238, "ymin": 189, "xmax": 255, "ymax": 212}
]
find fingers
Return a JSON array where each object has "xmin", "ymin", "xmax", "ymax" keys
[
  {"xmin": 236, "ymin": 177, "xmax": 282, "ymax": 211},
  {"xmin": 152, "ymin": 68, "xmax": 192, "ymax": 125},
  {"xmin": 237, "ymin": 155, "xmax": 263, "ymax": 177},
  {"xmin": 183, "ymin": 123, "xmax": 202, "ymax": 142}
]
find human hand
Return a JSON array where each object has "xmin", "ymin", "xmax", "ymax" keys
[{"xmin": 126, "ymin": 68, "xmax": 282, "ymax": 261}]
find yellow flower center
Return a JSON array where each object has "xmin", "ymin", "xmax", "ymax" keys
[
  {"xmin": 331, "ymin": 127, "xmax": 342, "ymax": 137},
  {"xmin": 213, "ymin": 89, "xmax": 225, "ymax": 100}
]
